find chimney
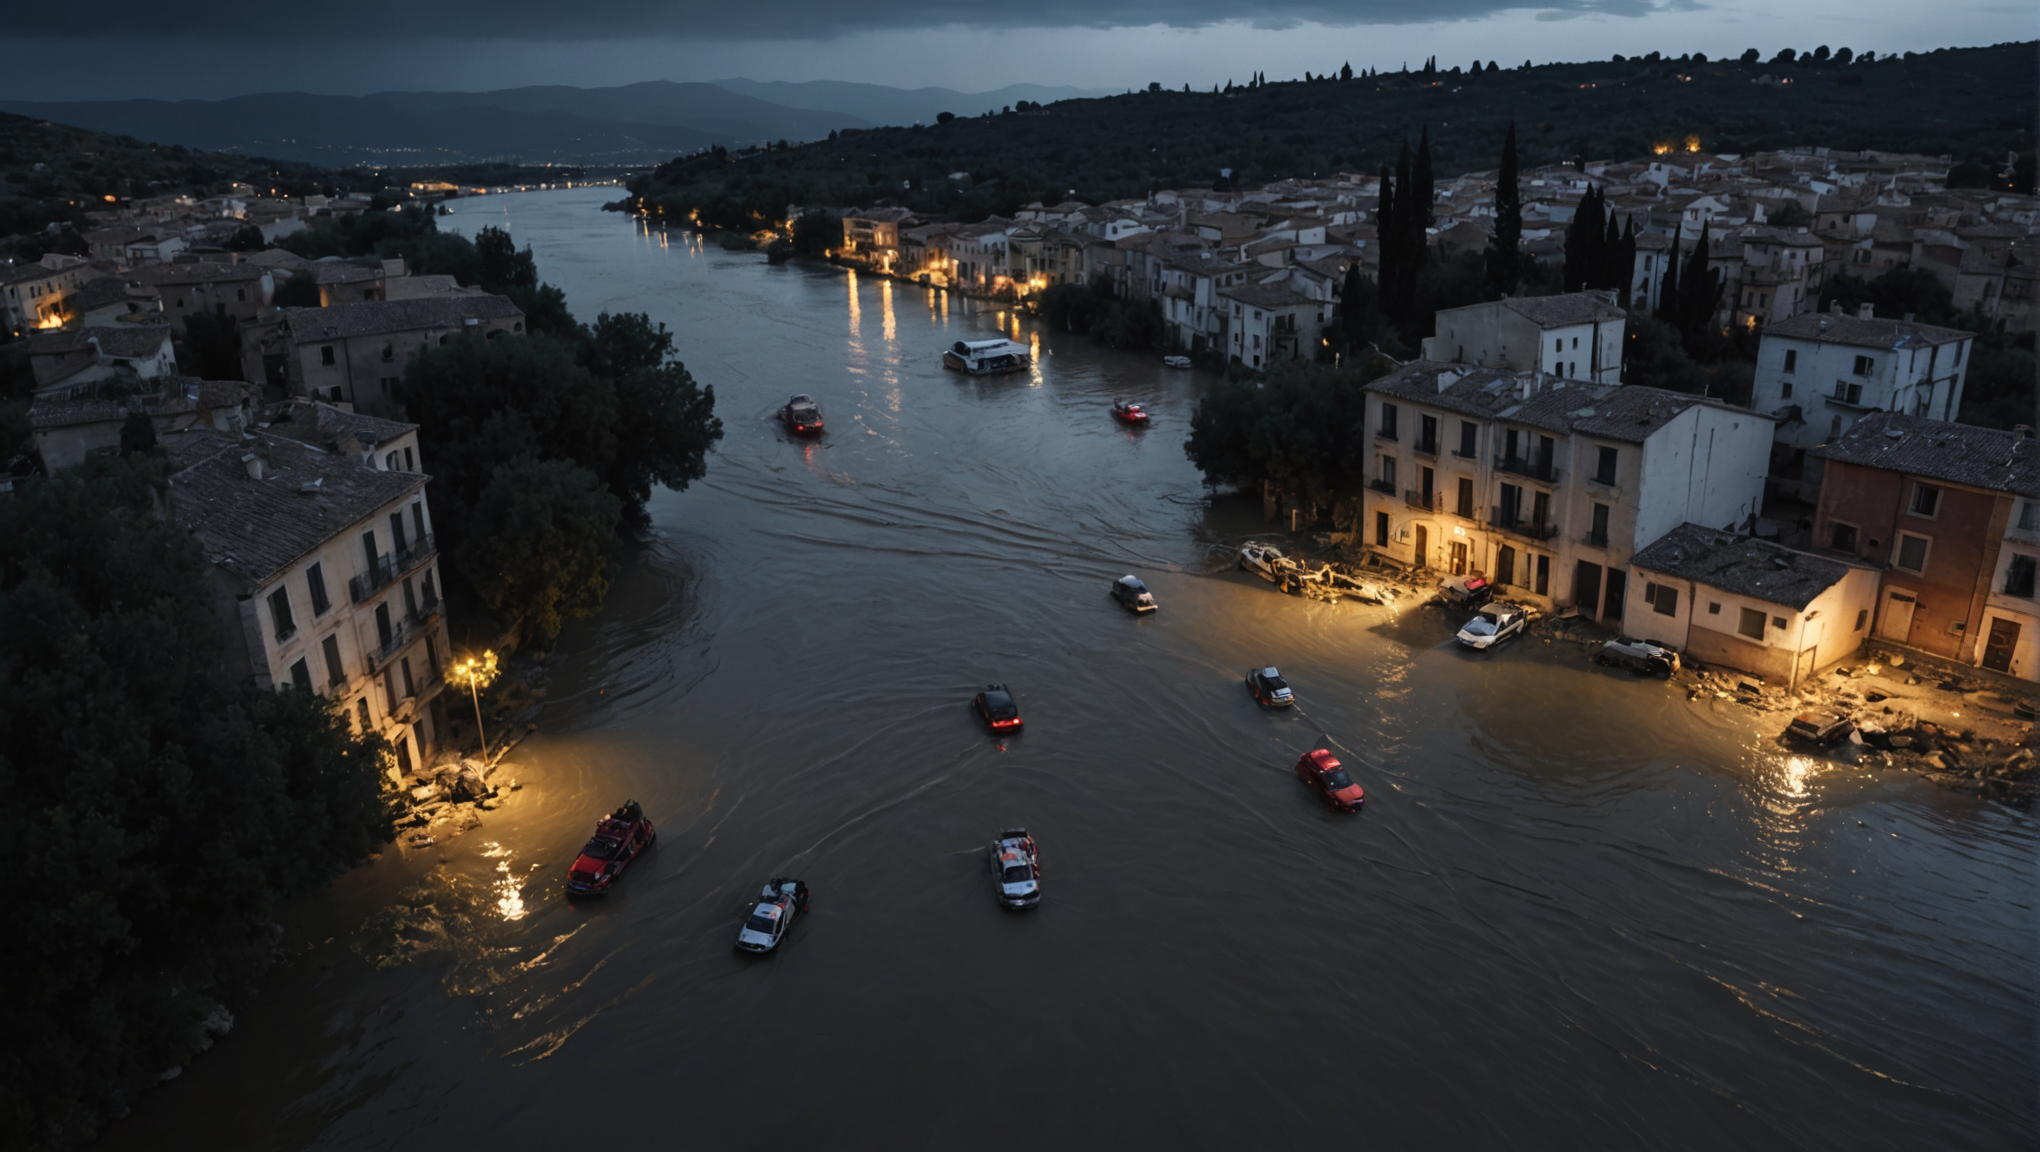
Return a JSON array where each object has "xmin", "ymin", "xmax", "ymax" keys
[
  {"xmin": 1857, "ymin": 302, "xmax": 1874, "ymax": 320},
  {"xmin": 355, "ymin": 429, "xmax": 378, "ymax": 466},
  {"xmin": 241, "ymin": 452, "xmax": 264, "ymax": 481}
]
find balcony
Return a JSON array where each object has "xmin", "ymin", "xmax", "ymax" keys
[
  {"xmin": 1824, "ymin": 387, "xmax": 1873, "ymax": 412},
  {"xmin": 348, "ymin": 534, "xmax": 437, "ymax": 604},
  {"xmin": 1368, "ymin": 478, "xmax": 1397, "ymax": 495},
  {"xmin": 1375, "ymin": 428, "xmax": 1399, "ymax": 443},
  {"xmin": 1412, "ymin": 438, "xmax": 1439, "ymax": 458},
  {"xmin": 1451, "ymin": 447, "xmax": 1479, "ymax": 461},
  {"xmin": 1584, "ymin": 529, "xmax": 1610, "ymax": 548},
  {"xmin": 1494, "ymin": 454, "xmax": 1560, "ymax": 483},
  {"xmin": 1492, "ymin": 507, "xmax": 1560, "ymax": 542},
  {"xmin": 1404, "ymin": 489, "xmax": 1440, "ymax": 511}
]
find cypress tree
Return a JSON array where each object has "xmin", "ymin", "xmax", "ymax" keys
[
  {"xmin": 1677, "ymin": 221, "xmax": 1724, "ymax": 355},
  {"xmin": 1393, "ymin": 140, "xmax": 1416, "ymax": 314},
  {"xmin": 1600, "ymin": 213, "xmax": 1623, "ymax": 293},
  {"xmin": 1656, "ymin": 222, "xmax": 1683, "ymax": 324},
  {"xmin": 1413, "ymin": 127, "xmax": 1436, "ymax": 231},
  {"xmin": 1377, "ymin": 162, "xmax": 1399, "ymax": 323},
  {"xmin": 1616, "ymin": 215, "xmax": 1638, "ymax": 307},
  {"xmin": 1563, "ymin": 185, "xmax": 1604, "ymax": 292},
  {"xmin": 1485, "ymin": 122, "xmax": 1522, "ymax": 299}
]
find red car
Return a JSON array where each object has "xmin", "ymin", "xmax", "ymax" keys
[
  {"xmin": 566, "ymin": 800, "xmax": 656, "ymax": 896},
  {"xmin": 1111, "ymin": 399, "xmax": 1150, "ymax": 426},
  {"xmin": 1294, "ymin": 749, "xmax": 1364, "ymax": 812}
]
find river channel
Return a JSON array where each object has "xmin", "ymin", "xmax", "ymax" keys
[{"xmin": 104, "ymin": 188, "xmax": 2034, "ymax": 1150}]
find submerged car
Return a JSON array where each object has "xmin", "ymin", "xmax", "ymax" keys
[
  {"xmin": 1294, "ymin": 748, "xmax": 1365, "ymax": 812},
  {"xmin": 735, "ymin": 878, "xmax": 810, "ymax": 954},
  {"xmin": 1598, "ymin": 637, "xmax": 1681, "ymax": 678},
  {"xmin": 1111, "ymin": 399, "xmax": 1151, "ymax": 426},
  {"xmin": 990, "ymin": 829, "xmax": 1041, "ymax": 909},
  {"xmin": 1786, "ymin": 711, "xmax": 1855, "ymax": 746},
  {"xmin": 566, "ymin": 800, "xmax": 656, "ymax": 897},
  {"xmin": 1111, "ymin": 575, "xmax": 1158, "ymax": 613},
  {"xmin": 1238, "ymin": 542, "xmax": 1286, "ymax": 582},
  {"xmin": 1438, "ymin": 573, "xmax": 1495, "ymax": 610},
  {"xmin": 1456, "ymin": 602, "xmax": 1527, "ymax": 649},
  {"xmin": 1246, "ymin": 666, "xmax": 1295, "ymax": 707},
  {"xmin": 973, "ymin": 684, "xmax": 1024, "ymax": 732},
  {"xmin": 781, "ymin": 394, "xmax": 824, "ymax": 436}
]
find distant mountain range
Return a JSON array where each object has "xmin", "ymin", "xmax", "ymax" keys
[{"xmin": 0, "ymin": 79, "xmax": 1115, "ymax": 167}]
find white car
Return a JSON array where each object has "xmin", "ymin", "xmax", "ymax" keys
[
  {"xmin": 990, "ymin": 829, "xmax": 1040, "ymax": 909},
  {"xmin": 1238, "ymin": 542, "xmax": 1286, "ymax": 582},
  {"xmin": 735, "ymin": 878, "xmax": 809, "ymax": 954},
  {"xmin": 1456, "ymin": 602, "xmax": 1527, "ymax": 649}
]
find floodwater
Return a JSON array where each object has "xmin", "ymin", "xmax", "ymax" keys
[{"xmin": 105, "ymin": 189, "xmax": 2035, "ymax": 1150}]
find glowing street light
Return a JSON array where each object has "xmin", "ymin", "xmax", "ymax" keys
[{"xmin": 451, "ymin": 650, "xmax": 501, "ymax": 759}]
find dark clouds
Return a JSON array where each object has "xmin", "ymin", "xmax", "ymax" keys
[{"xmin": 9, "ymin": 0, "xmax": 1687, "ymax": 40}]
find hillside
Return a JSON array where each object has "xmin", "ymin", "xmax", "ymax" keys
[
  {"xmin": 630, "ymin": 43, "xmax": 2037, "ymax": 228},
  {"xmin": 0, "ymin": 83, "xmax": 875, "ymax": 167},
  {"xmin": 709, "ymin": 79, "xmax": 1119, "ymax": 128},
  {"xmin": 0, "ymin": 113, "xmax": 366, "ymax": 240}
]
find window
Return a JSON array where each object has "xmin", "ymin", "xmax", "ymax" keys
[
  {"xmin": 1594, "ymin": 446, "xmax": 1618, "ymax": 486},
  {"xmin": 1378, "ymin": 402, "xmax": 1399, "ymax": 441},
  {"xmin": 1781, "ymin": 381, "xmax": 1792, "ymax": 399},
  {"xmin": 2006, "ymin": 554, "xmax": 2037, "ymax": 598},
  {"xmin": 1379, "ymin": 456, "xmax": 1396, "ymax": 488},
  {"xmin": 412, "ymin": 503, "xmax": 427, "ymax": 543},
  {"xmin": 1589, "ymin": 502, "xmax": 1610, "ymax": 545},
  {"xmin": 1418, "ymin": 414, "xmax": 1438, "ymax": 453},
  {"xmin": 400, "ymin": 657, "xmax": 417, "ymax": 699},
  {"xmin": 1829, "ymin": 522, "xmax": 1857, "ymax": 552},
  {"xmin": 1772, "ymin": 616, "xmax": 1788, "ymax": 629},
  {"xmin": 1894, "ymin": 533, "xmax": 1929, "ymax": 574},
  {"xmin": 236, "ymin": 288, "xmax": 247, "ymax": 301},
  {"xmin": 1456, "ymin": 477, "xmax": 1475, "ymax": 518},
  {"xmin": 268, "ymin": 587, "xmax": 296, "ymax": 641},
  {"xmin": 1854, "ymin": 609, "xmax": 1868, "ymax": 632},
  {"xmin": 2022, "ymin": 501, "xmax": 2039, "ymax": 531},
  {"xmin": 289, "ymin": 658, "xmax": 312, "ymax": 692},
  {"xmin": 1909, "ymin": 484, "xmax": 1940, "ymax": 518},
  {"xmin": 1852, "ymin": 354, "xmax": 1873, "ymax": 376},
  {"xmin": 322, "ymin": 635, "xmax": 346, "ymax": 687},
  {"xmin": 320, "ymin": 345, "xmax": 336, "ymax": 366},
  {"xmin": 1457, "ymin": 420, "xmax": 1477, "ymax": 458},
  {"xmin": 1553, "ymin": 338, "xmax": 1561, "ymax": 355},
  {"xmin": 1643, "ymin": 581, "xmax": 1678, "ymax": 616},
  {"xmin": 1375, "ymin": 510, "xmax": 1391, "ymax": 547},
  {"xmin": 1833, "ymin": 380, "xmax": 1863, "ymax": 404},
  {"xmin": 356, "ymin": 697, "xmax": 372, "ymax": 733},
  {"xmin": 1737, "ymin": 607, "xmax": 1767, "ymax": 640},
  {"xmin": 404, "ymin": 447, "xmax": 416, "ymax": 471},
  {"xmin": 1708, "ymin": 602, "xmax": 1722, "ymax": 615},
  {"xmin": 386, "ymin": 451, "xmax": 400, "ymax": 471},
  {"xmin": 389, "ymin": 511, "xmax": 408, "ymax": 553},
  {"xmin": 307, "ymin": 563, "xmax": 330, "ymax": 615},
  {"xmin": 381, "ymin": 343, "xmax": 395, "ymax": 362},
  {"xmin": 383, "ymin": 669, "xmax": 398, "ymax": 713},
  {"xmin": 1782, "ymin": 349, "xmax": 1797, "ymax": 373},
  {"xmin": 1571, "ymin": 336, "xmax": 1578, "ymax": 350}
]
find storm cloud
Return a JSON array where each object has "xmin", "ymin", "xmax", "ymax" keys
[{"xmin": 10, "ymin": 0, "xmax": 1689, "ymax": 41}]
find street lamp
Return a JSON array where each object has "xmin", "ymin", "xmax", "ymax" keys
[{"xmin": 451, "ymin": 650, "xmax": 501, "ymax": 760}]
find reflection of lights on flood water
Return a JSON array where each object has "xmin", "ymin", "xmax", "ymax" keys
[
  {"xmin": 1779, "ymin": 756, "xmax": 1814, "ymax": 800},
  {"xmin": 880, "ymin": 278, "xmax": 896, "ymax": 345},
  {"xmin": 481, "ymin": 841, "xmax": 531, "ymax": 921}
]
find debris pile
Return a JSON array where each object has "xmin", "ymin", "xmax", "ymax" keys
[{"xmin": 397, "ymin": 757, "xmax": 522, "ymax": 849}]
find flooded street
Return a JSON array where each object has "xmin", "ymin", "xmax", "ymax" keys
[{"xmin": 106, "ymin": 188, "xmax": 2034, "ymax": 1150}]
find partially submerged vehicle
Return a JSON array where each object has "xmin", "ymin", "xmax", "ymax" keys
[
  {"xmin": 566, "ymin": 800, "xmax": 656, "ymax": 897},
  {"xmin": 781, "ymin": 393, "xmax": 824, "ymax": 436},
  {"xmin": 973, "ymin": 684, "xmax": 1024, "ymax": 732},
  {"xmin": 1598, "ymin": 637, "xmax": 1680, "ymax": 678},
  {"xmin": 1322, "ymin": 569, "xmax": 1397, "ymax": 604},
  {"xmin": 1246, "ymin": 666, "xmax": 1295, "ymax": 708},
  {"xmin": 1110, "ymin": 399, "xmax": 1151, "ymax": 426},
  {"xmin": 1161, "ymin": 355, "xmax": 1192, "ymax": 369},
  {"xmin": 1456, "ymin": 602, "xmax": 1527, "ymax": 650},
  {"xmin": 735, "ymin": 878, "xmax": 810, "ymax": 954},
  {"xmin": 1786, "ymin": 711, "xmax": 1856, "ymax": 746},
  {"xmin": 989, "ymin": 829, "xmax": 1041, "ymax": 909},
  {"xmin": 1438, "ymin": 573, "xmax": 1495, "ymax": 610},
  {"xmin": 1238, "ymin": 542, "xmax": 1287, "ymax": 582},
  {"xmin": 1294, "ymin": 748, "xmax": 1365, "ymax": 812},
  {"xmin": 1111, "ymin": 575, "xmax": 1158, "ymax": 613},
  {"xmin": 942, "ymin": 338, "xmax": 1031, "ymax": 375}
]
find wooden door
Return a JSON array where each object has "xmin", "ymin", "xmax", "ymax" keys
[
  {"xmin": 1878, "ymin": 591, "xmax": 1916, "ymax": 642},
  {"xmin": 1413, "ymin": 525, "xmax": 1429, "ymax": 569},
  {"xmin": 1982, "ymin": 617, "xmax": 2020, "ymax": 673},
  {"xmin": 1574, "ymin": 561, "xmax": 1602, "ymax": 615},
  {"xmin": 1449, "ymin": 541, "xmax": 1468, "ymax": 576}
]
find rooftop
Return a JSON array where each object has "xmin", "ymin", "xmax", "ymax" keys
[
  {"xmin": 165, "ymin": 427, "xmax": 427, "ymax": 588},
  {"xmin": 264, "ymin": 399, "xmax": 417, "ymax": 453},
  {"xmin": 1630, "ymin": 523, "xmax": 1854, "ymax": 611},
  {"xmin": 282, "ymin": 294, "xmax": 522, "ymax": 343},
  {"xmin": 27, "ymin": 324, "xmax": 173, "ymax": 359},
  {"xmin": 1813, "ymin": 411, "xmax": 2038, "ymax": 496},
  {"xmin": 1763, "ymin": 311, "xmax": 1971, "ymax": 348}
]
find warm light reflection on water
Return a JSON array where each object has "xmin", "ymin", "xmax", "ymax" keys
[
  {"xmin": 880, "ymin": 279, "xmax": 896, "ymax": 346},
  {"xmin": 482, "ymin": 842, "xmax": 530, "ymax": 922}
]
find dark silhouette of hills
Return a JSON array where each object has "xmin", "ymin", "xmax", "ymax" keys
[{"xmin": 709, "ymin": 79, "xmax": 1117, "ymax": 127}]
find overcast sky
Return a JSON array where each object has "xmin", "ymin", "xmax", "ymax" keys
[{"xmin": 0, "ymin": 0, "xmax": 2026, "ymax": 101}]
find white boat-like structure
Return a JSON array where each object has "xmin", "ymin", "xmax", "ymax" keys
[{"xmin": 942, "ymin": 338, "xmax": 1032, "ymax": 375}]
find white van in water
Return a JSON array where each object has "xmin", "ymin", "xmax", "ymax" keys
[{"xmin": 942, "ymin": 338, "xmax": 1031, "ymax": 375}]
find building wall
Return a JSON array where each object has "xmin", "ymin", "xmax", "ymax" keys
[
  {"xmin": 1750, "ymin": 331, "xmax": 1972, "ymax": 452},
  {"xmin": 146, "ymin": 272, "xmax": 271, "ymax": 327},
  {"xmin": 1626, "ymin": 562, "xmax": 1878, "ymax": 685},
  {"xmin": 293, "ymin": 319, "xmax": 522, "ymax": 413},
  {"xmin": 1979, "ymin": 502, "xmax": 2040, "ymax": 680},
  {"xmin": 1812, "ymin": 460, "xmax": 2009, "ymax": 661},
  {"xmin": 1423, "ymin": 303, "xmax": 1622, "ymax": 384}
]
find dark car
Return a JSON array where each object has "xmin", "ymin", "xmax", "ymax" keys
[
  {"xmin": 1246, "ymin": 667, "xmax": 1295, "ymax": 707},
  {"xmin": 1294, "ymin": 748, "xmax": 1365, "ymax": 811},
  {"xmin": 566, "ymin": 800, "xmax": 656, "ymax": 897},
  {"xmin": 1110, "ymin": 575, "xmax": 1158, "ymax": 613},
  {"xmin": 782, "ymin": 394, "xmax": 824, "ymax": 436},
  {"xmin": 1786, "ymin": 711, "xmax": 1855, "ymax": 746},
  {"xmin": 973, "ymin": 684, "xmax": 1024, "ymax": 732},
  {"xmin": 1438, "ymin": 573, "xmax": 1494, "ymax": 610}
]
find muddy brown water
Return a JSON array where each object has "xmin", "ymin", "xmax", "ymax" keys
[{"xmin": 101, "ymin": 189, "xmax": 2035, "ymax": 1151}]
